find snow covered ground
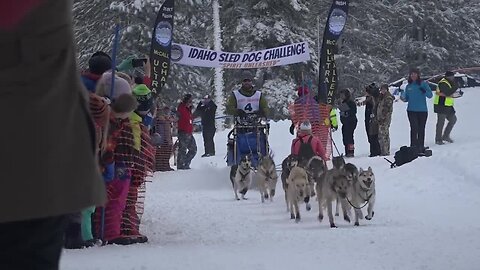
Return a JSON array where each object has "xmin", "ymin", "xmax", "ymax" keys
[{"xmin": 62, "ymin": 88, "xmax": 480, "ymax": 270}]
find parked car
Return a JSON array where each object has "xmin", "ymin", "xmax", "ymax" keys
[
  {"xmin": 389, "ymin": 77, "xmax": 438, "ymax": 94},
  {"xmin": 428, "ymin": 73, "xmax": 480, "ymax": 88}
]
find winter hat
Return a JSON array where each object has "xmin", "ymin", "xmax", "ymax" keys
[
  {"xmin": 445, "ymin": 71, "xmax": 455, "ymax": 77},
  {"xmin": 241, "ymin": 70, "xmax": 253, "ymax": 81},
  {"xmin": 111, "ymin": 94, "xmax": 138, "ymax": 114},
  {"xmin": 133, "ymin": 84, "xmax": 153, "ymax": 112},
  {"xmin": 299, "ymin": 121, "xmax": 312, "ymax": 132},
  {"xmin": 296, "ymin": 86, "xmax": 309, "ymax": 96},
  {"xmin": 96, "ymin": 71, "xmax": 132, "ymax": 100},
  {"xmin": 88, "ymin": 51, "xmax": 112, "ymax": 75}
]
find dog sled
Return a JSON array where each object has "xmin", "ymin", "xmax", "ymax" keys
[{"xmin": 226, "ymin": 114, "xmax": 270, "ymax": 169}]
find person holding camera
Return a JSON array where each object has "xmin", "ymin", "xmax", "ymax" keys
[
  {"xmin": 400, "ymin": 68, "xmax": 433, "ymax": 155},
  {"xmin": 364, "ymin": 83, "xmax": 382, "ymax": 157},
  {"xmin": 195, "ymin": 95, "xmax": 217, "ymax": 157}
]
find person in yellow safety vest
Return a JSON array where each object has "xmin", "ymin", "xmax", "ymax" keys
[
  {"xmin": 434, "ymin": 71, "xmax": 459, "ymax": 145},
  {"xmin": 324, "ymin": 108, "xmax": 339, "ymax": 131}
]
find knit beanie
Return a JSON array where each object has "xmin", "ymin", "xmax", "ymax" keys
[
  {"xmin": 133, "ymin": 84, "xmax": 153, "ymax": 112},
  {"xmin": 241, "ymin": 70, "xmax": 253, "ymax": 81},
  {"xmin": 88, "ymin": 51, "xmax": 112, "ymax": 75},
  {"xmin": 97, "ymin": 71, "xmax": 132, "ymax": 100},
  {"xmin": 111, "ymin": 94, "xmax": 138, "ymax": 114},
  {"xmin": 299, "ymin": 121, "xmax": 312, "ymax": 132}
]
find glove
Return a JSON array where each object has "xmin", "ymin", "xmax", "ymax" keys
[
  {"xmin": 116, "ymin": 56, "xmax": 135, "ymax": 72},
  {"xmin": 459, "ymin": 90, "xmax": 464, "ymax": 96},
  {"xmin": 102, "ymin": 163, "xmax": 115, "ymax": 182},
  {"xmin": 289, "ymin": 124, "xmax": 295, "ymax": 135},
  {"xmin": 420, "ymin": 87, "xmax": 426, "ymax": 94}
]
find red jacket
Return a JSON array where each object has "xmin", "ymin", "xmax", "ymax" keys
[
  {"xmin": 177, "ymin": 102, "xmax": 194, "ymax": 134},
  {"xmin": 291, "ymin": 133, "xmax": 327, "ymax": 161},
  {"xmin": 0, "ymin": 0, "xmax": 44, "ymax": 30}
]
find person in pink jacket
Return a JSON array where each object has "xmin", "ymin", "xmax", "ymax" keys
[{"xmin": 291, "ymin": 121, "xmax": 328, "ymax": 162}]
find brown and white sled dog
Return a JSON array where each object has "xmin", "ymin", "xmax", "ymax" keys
[
  {"xmin": 350, "ymin": 167, "xmax": 376, "ymax": 226},
  {"xmin": 281, "ymin": 154, "xmax": 298, "ymax": 211},
  {"xmin": 230, "ymin": 155, "xmax": 253, "ymax": 200},
  {"xmin": 256, "ymin": 154, "xmax": 278, "ymax": 203},
  {"xmin": 316, "ymin": 167, "xmax": 353, "ymax": 228},
  {"xmin": 286, "ymin": 166, "xmax": 311, "ymax": 222}
]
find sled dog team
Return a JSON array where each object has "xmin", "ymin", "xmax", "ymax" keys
[{"xmin": 229, "ymin": 153, "xmax": 376, "ymax": 227}]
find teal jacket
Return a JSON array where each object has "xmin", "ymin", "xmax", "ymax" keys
[{"xmin": 401, "ymin": 81, "xmax": 433, "ymax": 112}]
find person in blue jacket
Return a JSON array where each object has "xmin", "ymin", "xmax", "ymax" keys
[{"xmin": 400, "ymin": 68, "xmax": 433, "ymax": 154}]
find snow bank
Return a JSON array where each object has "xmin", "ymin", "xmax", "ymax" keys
[{"xmin": 61, "ymin": 88, "xmax": 480, "ymax": 270}]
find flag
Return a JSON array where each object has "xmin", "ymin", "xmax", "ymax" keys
[
  {"xmin": 318, "ymin": 0, "xmax": 349, "ymax": 105},
  {"xmin": 149, "ymin": 0, "xmax": 175, "ymax": 94}
]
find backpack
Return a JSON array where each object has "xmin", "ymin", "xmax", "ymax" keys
[
  {"xmin": 388, "ymin": 146, "xmax": 418, "ymax": 168},
  {"xmin": 298, "ymin": 136, "xmax": 315, "ymax": 164}
]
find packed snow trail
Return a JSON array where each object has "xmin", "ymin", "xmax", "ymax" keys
[{"xmin": 62, "ymin": 88, "xmax": 480, "ymax": 270}]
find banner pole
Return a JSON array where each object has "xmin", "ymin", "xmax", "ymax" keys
[{"xmin": 109, "ymin": 24, "xmax": 121, "ymax": 99}]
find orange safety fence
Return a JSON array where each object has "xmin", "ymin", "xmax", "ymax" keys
[
  {"xmin": 94, "ymin": 122, "xmax": 154, "ymax": 241},
  {"xmin": 288, "ymin": 101, "xmax": 332, "ymax": 160}
]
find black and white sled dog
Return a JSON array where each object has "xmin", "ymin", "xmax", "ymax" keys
[
  {"xmin": 230, "ymin": 155, "xmax": 253, "ymax": 200},
  {"xmin": 281, "ymin": 154, "xmax": 299, "ymax": 210},
  {"xmin": 332, "ymin": 154, "xmax": 359, "ymax": 182},
  {"xmin": 331, "ymin": 155, "xmax": 359, "ymax": 216},
  {"xmin": 350, "ymin": 167, "xmax": 376, "ymax": 226},
  {"xmin": 286, "ymin": 166, "xmax": 310, "ymax": 222},
  {"xmin": 255, "ymin": 153, "xmax": 278, "ymax": 203}
]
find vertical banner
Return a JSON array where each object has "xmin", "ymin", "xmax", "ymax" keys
[
  {"xmin": 318, "ymin": 0, "xmax": 349, "ymax": 105},
  {"xmin": 150, "ymin": 0, "xmax": 175, "ymax": 94}
]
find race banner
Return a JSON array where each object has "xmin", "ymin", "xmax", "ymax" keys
[
  {"xmin": 170, "ymin": 42, "xmax": 310, "ymax": 69},
  {"xmin": 149, "ymin": 0, "xmax": 174, "ymax": 93},
  {"xmin": 318, "ymin": 0, "xmax": 349, "ymax": 105}
]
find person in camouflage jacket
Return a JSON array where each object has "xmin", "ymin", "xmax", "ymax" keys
[{"xmin": 376, "ymin": 84, "xmax": 395, "ymax": 156}]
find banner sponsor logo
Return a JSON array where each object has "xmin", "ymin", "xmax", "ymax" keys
[
  {"xmin": 171, "ymin": 42, "xmax": 310, "ymax": 69},
  {"xmin": 155, "ymin": 21, "xmax": 173, "ymax": 47},
  {"xmin": 328, "ymin": 9, "xmax": 347, "ymax": 36}
]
